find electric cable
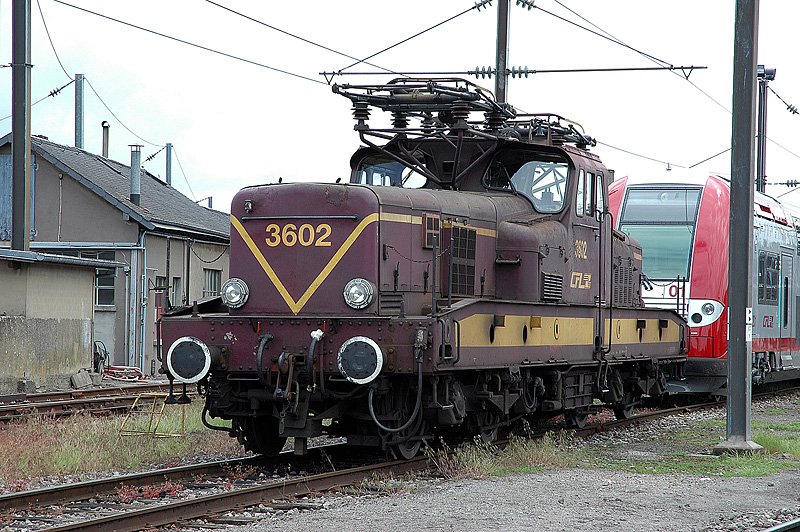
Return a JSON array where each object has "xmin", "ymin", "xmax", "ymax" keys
[
  {"xmin": 52, "ymin": 0, "xmax": 327, "ymax": 86},
  {"xmin": 172, "ymin": 146, "xmax": 198, "ymax": 201},
  {"xmin": 36, "ymin": 0, "xmax": 72, "ymax": 80}
]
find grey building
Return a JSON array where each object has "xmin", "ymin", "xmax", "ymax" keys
[{"xmin": 0, "ymin": 133, "xmax": 230, "ymax": 376}]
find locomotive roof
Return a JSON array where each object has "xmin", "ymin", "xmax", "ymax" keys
[{"xmin": 334, "ymin": 78, "xmax": 602, "ymax": 189}]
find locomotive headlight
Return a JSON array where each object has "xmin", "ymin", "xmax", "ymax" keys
[
  {"xmin": 221, "ymin": 278, "xmax": 249, "ymax": 308},
  {"xmin": 338, "ymin": 336, "xmax": 384, "ymax": 384},
  {"xmin": 343, "ymin": 278, "xmax": 374, "ymax": 309},
  {"xmin": 701, "ymin": 302, "xmax": 715, "ymax": 315},
  {"xmin": 166, "ymin": 336, "xmax": 211, "ymax": 384}
]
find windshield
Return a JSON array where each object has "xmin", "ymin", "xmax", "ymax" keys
[
  {"xmin": 354, "ymin": 154, "xmax": 427, "ymax": 188},
  {"xmin": 484, "ymin": 151, "xmax": 569, "ymax": 213},
  {"xmin": 618, "ymin": 187, "xmax": 701, "ymax": 280}
]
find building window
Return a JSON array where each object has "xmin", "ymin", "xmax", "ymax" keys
[
  {"xmin": 203, "ymin": 269, "xmax": 221, "ymax": 297},
  {"xmin": 86, "ymin": 250, "xmax": 116, "ymax": 306},
  {"xmin": 155, "ymin": 276, "xmax": 168, "ymax": 291},
  {"xmin": 172, "ymin": 277, "xmax": 182, "ymax": 306}
]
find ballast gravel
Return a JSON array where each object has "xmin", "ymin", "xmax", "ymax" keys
[{"xmin": 223, "ymin": 395, "xmax": 800, "ymax": 532}]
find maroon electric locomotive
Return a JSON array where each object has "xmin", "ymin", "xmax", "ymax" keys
[{"xmin": 159, "ymin": 79, "xmax": 687, "ymax": 458}]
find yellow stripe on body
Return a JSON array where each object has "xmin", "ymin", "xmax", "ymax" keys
[
  {"xmin": 381, "ymin": 212, "xmax": 497, "ymax": 238},
  {"xmin": 457, "ymin": 313, "xmax": 680, "ymax": 348},
  {"xmin": 231, "ymin": 213, "xmax": 379, "ymax": 315}
]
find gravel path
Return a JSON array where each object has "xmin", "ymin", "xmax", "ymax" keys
[
  {"xmin": 227, "ymin": 469, "xmax": 800, "ymax": 532},
  {"xmin": 218, "ymin": 395, "xmax": 800, "ymax": 532}
]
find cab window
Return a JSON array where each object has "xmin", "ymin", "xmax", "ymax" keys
[
  {"xmin": 484, "ymin": 151, "xmax": 569, "ymax": 214},
  {"xmin": 355, "ymin": 154, "xmax": 427, "ymax": 188},
  {"xmin": 576, "ymin": 169, "xmax": 585, "ymax": 217},
  {"xmin": 595, "ymin": 174, "xmax": 605, "ymax": 218}
]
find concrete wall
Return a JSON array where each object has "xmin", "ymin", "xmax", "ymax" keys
[{"xmin": 0, "ymin": 260, "xmax": 94, "ymax": 392}]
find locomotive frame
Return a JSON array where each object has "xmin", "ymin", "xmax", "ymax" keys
[{"xmin": 159, "ymin": 79, "xmax": 687, "ymax": 458}]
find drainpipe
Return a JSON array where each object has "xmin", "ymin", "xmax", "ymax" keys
[
  {"xmin": 127, "ymin": 234, "xmax": 142, "ymax": 367},
  {"xmin": 101, "ymin": 121, "xmax": 110, "ymax": 158},
  {"xmin": 140, "ymin": 241, "xmax": 149, "ymax": 374}
]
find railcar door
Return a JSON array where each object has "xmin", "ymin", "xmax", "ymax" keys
[{"xmin": 781, "ymin": 251, "xmax": 794, "ymax": 368}]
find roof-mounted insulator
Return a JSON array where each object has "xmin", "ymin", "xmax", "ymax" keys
[
  {"xmin": 392, "ymin": 111, "xmax": 409, "ymax": 129},
  {"xmin": 485, "ymin": 111, "xmax": 506, "ymax": 132},
  {"xmin": 451, "ymin": 102, "xmax": 471, "ymax": 129},
  {"xmin": 421, "ymin": 112, "xmax": 435, "ymax": 134},
  {"xmin": 352, "ymin": 101, "xmax": 370, "ymax": 131}
]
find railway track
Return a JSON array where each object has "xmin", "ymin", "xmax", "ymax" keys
[
  {"xmin": 0, "ymin": 395, "xmax": 731, "ymax": 531},
  {"xmin": 0, "ymin": 387, "xmax": 794, "ymax": 530},
  {"xmin": 0, "ymin": 383, "xmax": 177, "ymax": 421}
]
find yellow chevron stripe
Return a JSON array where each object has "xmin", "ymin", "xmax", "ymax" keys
[{"xmin": 231, "ymin": 213, "xmax": 379, "ymax": 315}]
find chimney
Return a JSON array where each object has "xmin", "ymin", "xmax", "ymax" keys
[
  {"xmin": 130, "ymin": 144, "xmax": 142, "ymax": 205},
  {"xmin": 101, "ymin": 121, "xmax": 110, "ymax": 157}
]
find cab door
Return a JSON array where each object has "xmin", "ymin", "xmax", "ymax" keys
[{"xmin": 570, "ymin": 168, "xmax": 600, "ymax": 306}]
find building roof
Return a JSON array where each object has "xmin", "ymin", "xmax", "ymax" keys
[{"xmin": 0, "ymin": 134, "xmax": 229, "ymax": 242}]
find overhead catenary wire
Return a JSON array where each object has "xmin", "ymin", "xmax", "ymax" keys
[
  {"xmin": 204, "ymin": 0, "xmax": 405, "ymax": 78},
  {"xmin": 52, "ymin": 0, "xmax": 326, "ymax": 86},
  {"xmin": 172, "ymin": 146, "xmax": 197, "ymax": 201},
  {"xmin": 335, "ymin": 0, "xmax": 492, "ymax": 74},
  {"xmin": 0, "ymin": 79, "xmax": 75, "ymax": 122},
  {"xmin": 36, "ymin": 0, "xmax": 72, "ymax": 80}
]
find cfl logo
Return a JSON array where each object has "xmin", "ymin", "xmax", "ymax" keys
[{"xmin": 570, "ymin": 272, "xmax": 592, "ymax": 290}]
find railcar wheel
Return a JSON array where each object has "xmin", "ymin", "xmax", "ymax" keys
[
  {"xmin": 390, "ymin": 416, "xmax": 425, "ymax": 460},
  {"xmin": 235, "ymin": 417, "xmax": 286, "ymax": 457},
  {"xmin": 564, "ymin": 407, "xmax": 589, "ymax": 429}
]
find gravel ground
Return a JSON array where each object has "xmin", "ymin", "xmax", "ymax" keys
[{"xmin": 218, "ymin": 394, "xmax": 800, "ymax": 532}]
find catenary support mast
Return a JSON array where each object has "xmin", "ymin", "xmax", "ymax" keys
[{"xmin": 714, "ymin": 0, "xmax": 763, "ymax": 455}]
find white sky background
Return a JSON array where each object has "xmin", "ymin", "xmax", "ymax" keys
[{"xmin": 0, "ymin": 0, "xmax": 798, "ymax": 213}]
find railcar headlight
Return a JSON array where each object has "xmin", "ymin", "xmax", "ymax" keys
[
  {"xmin": 343, "ymin": 278, "xmax": 375, "ymax": 309},
  {"xmin": 337, "ymin": 336, "xmax": 384, "ymax": 384},
  {"xmin": 166, "ymin": 336, "xmax": 211, "ymax": 384},
  {"xmin": 701, "ymin": 302, "xmax": 715, "ymax": 315},
  {"xmin": 221, "ymin": 278, "xmax": 249, "ymax": 308}
]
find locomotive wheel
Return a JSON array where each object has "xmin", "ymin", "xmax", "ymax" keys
[
  {"xmin": 612, "ymin": 392, "xmax": 639, "ymax": 420},
  {"xmin": 390, "ymin": 415, "xmax": 425, "ymax": 460},
  {"xmin": 475, "ymin": 411, "xmax": 501, "ymax": 443},
  {"xmin": 564, "ymin": 407, "xmax": 589, "ymax": 429},
  {"xmin": 236, "ymin": 417, "xmax": 286, "ymax": 457}
]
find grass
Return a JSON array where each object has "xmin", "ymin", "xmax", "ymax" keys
[
  {"xmin": 429, "ymin": 413, "xmax": 800, "ymax": 481},
  {"xmin": 428, "ymin": 432, "xmax": 585, "ymax": 479},
  {"xmin": 0, "ymin": 401, "xmax": 243, "ymax": 486}
]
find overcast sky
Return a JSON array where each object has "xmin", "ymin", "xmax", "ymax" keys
[{"xmin": 1, "ymin": 0, "xmax": 799, "ymax": 213}]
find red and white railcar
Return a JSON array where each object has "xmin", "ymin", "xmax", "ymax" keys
[{"xmin": 609, "ymin": 173, "xmax": 800, "ymax": 394}]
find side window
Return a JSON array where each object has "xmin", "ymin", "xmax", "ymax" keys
[
  {"xmin": 596, "ymin": 174, "xmax": 605, "ymax": 217},
  {"xmin": 758, "ymin": 251, "xmax": 765, "ymax": 302},
  {"xmin": 576, "ymin": 169, "xmax": 585, "ymax": 217},
  {"xmin": 758, "ymin": 252, "xmax": 780, "ymax": 305},
  {"xmin": 585, "ymin": 172, "xmax": 595, "ymax": 217}
]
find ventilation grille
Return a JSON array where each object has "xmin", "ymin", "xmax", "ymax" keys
[
  {"xmin": 450, "ymin": 226, "xmax": 476, "ymax": 296},
  {"xmin": 380, "ymin": 292, "xmax": 404, "ymax": 316},
  {"xmin": 613, "ymin": 264, "xmax": 634, "ymax": 306},
  {"xmin": 542, "ymin": 273, "xmax": 563, "ymax": 301}
]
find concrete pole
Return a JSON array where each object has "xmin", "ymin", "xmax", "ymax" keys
[
  {"xmin": 494, "ymin": 0, "xmax": 510, "ymax": 104},
  {"xmin": 11, "ymin": 0, "xmax": 32, "ymax": 252},
  {"xmin": 74, "ymin": 73, "xmax": 84, "ymax": 149},
  {"xmin": 166, "ymin": 142, "xmax": 173, "ymax": 186},
  {"xmin": 714, "ymin": 0, "xmax": 763, "ymax": 455}
]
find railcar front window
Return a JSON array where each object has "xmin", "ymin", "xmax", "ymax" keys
[
  {"xmin": 355, "ymin": 155, "xmax": 427, "ymax": 188},
  {"xmin": 618, "ymin": 187, "xmax": 701, "ymax": 280}
]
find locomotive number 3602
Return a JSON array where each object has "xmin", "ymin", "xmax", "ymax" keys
[{"xmin": 265, "ymin": 223, "xmax": 332, "ymax": 247}]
